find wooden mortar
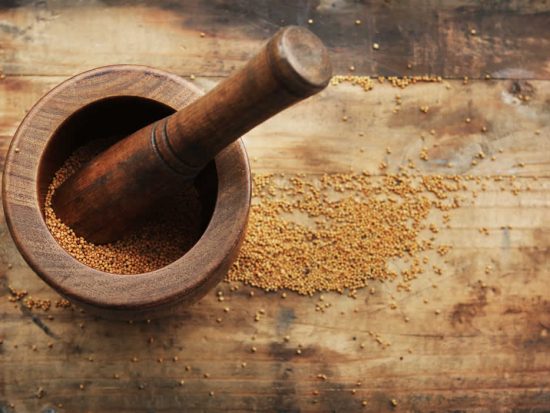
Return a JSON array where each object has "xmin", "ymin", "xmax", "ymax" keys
[{"xmin": 2, "ymin": 65, "xmax": 250, "ymax": 319}]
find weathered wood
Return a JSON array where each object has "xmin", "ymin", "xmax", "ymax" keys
[
  {"xmin": 0, "ymin": 77, "xmax": 549, "ymax": 412},
  {"xmin": 0, "ymin": 1, "xmax": 549, "ymax": 79},
  {"xmin": 1, "ymin": 1, "xmax": 549, "ymax": 410}
]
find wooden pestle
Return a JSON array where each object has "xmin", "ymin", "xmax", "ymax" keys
[{"xmin": 52, "ymin": 26, "xmax": 332, "ymax": 244}]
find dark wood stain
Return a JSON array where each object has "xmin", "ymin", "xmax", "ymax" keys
[
  {"xmin": 450, "ymin": 285, "xmax": 489, "ymax": 327},
  {"xmin": 509, "ymin": 80, "xmax": 537, "ymax": 99},
  {"xmin": 320, "ymin": 381, "xmax": 363, "ymax": 413},
  {"xmin": 17, "ymin": 305, "xmax": 59, "ymax": 339},
  {"xmin": 269, "ymin": 341, "xmax": 310, "ymax": 362},
  {"xmin": 0, "ymin": 0, "xmax": 26, "ymax": 8},
  {"xmin": 270, "ymin": 376, "xmax": 299, "ymax": 413},
  {"xmin": 0, "ymin": 21, "xmax": 26, "ymax": 37},
  {"xmin": 1, "ymin": 0, "xmax": 549, "ymax": 78},
  {"xmin": 275, "ymin": 306, "xmax": 295, "ymax": 336},
  {"xmin": 291, "ymin": 141, "xmax": 347, "ymax": 173},
  {"xmin": 517, "ymin": 242, "xmax": 549, "ymax": 284},
  {"xmin": 503, "ymin": 306, "xmax": 523, "ymax": 315},
  {"xmin": 514, "ymin": 298, "xmax": 550, "ymax": 352},
  {"xmin": 0, "ymin": 273, "xmax": 9, "ymax": 300}
]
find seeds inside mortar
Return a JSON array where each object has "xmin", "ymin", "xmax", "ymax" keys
[{"xmin": 44, "ymin": 142, "xmax": 203, "ymax": 274}]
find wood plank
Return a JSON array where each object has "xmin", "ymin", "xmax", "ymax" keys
[
  {"xmin": 1, "ymin": 75, "xmax": 549, "ymax": 175},
  {"xmin": 0, "ymin": 1, "xmax": 549, "ymax": 79},
  {"xmin": 0, "ymin": 78, "xmax": 549, "ymax": 411}
]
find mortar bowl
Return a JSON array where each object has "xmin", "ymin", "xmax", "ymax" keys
[{"xmin": 2, "ymin": 65, "xmax": 251, "ymax": 320}]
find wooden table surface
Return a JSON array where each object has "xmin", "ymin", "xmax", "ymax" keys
[{"xmin": 1, "ymin": 1, "xmax": 549, "ymax": 412}]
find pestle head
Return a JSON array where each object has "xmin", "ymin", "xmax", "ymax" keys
[{"xmin": 266, "ymin": 26, "xmax": 333, "ymax": 97}]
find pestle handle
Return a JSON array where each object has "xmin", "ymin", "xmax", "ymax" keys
[
  {"xmin": 52, "ymin": 26, "xmax": 332, "ymax": 244},
  {"xmin": 165, "ymin": 25, "xmax": 332, "ymax": 176}
]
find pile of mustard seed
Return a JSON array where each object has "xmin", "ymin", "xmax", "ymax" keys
[
  {"xmin": 227, "ymin": 173, "xmax": 465, "ymax": 295},
  {"xmin": 45, "ymin": 144, "xmax": 203, "ymax": 274}
]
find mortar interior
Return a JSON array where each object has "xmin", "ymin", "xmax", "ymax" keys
[{"xmin": 36, "ymin": 96, "xmax": 218, "ymax": 272}]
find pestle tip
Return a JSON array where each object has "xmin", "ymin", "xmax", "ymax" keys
[{"xmin": 267, "ymin": 26, "xmax": 333, "ymax": 97}]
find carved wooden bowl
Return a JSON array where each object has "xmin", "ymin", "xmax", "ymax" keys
[{"xmin": 2, "ymin": 65, "xmax": 251, "ymax": 320}]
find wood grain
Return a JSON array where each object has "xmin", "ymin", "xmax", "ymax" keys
[
  {"xmin": 0, "ymin": 77, "xmax": 549, "ymax": 412},
  {"xmin": 0, "ymin": 1, "xmax": 549, "ymax": 79},
  {"xmin": 1, "ymin": 0, "xmax": 549, "ymax": 410}
]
